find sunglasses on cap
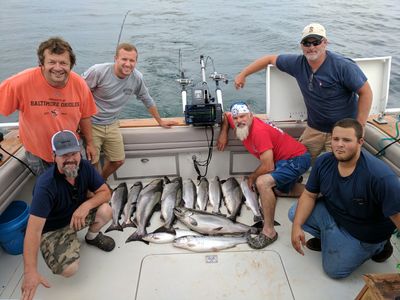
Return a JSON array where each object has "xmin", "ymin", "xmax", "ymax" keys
[{"xmin": 301, "ymin": 39, "xmax": 324, "ymax": 47}]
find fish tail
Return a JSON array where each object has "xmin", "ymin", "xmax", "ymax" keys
[
  {"xmin": 228, "ymin": 215, "xmax": 237, "ymax": 222},
  {"xmin": 105, "ymin": 223, "xmax": 123, "ymax": 233},
  {"xmin": 153, "ymin": 225, "xmax": 176, "ymax": 235},
  {"xmin": 252, "ymin": 221, "xmax": 264, "ymax": 229},
  {"xmin": 253, "ymin": 215, "xmax": 263, "ymax": 223},
  {"xmin": 125, "ymin": 231, "xmax": 149, "ymax": 244},
  {"xmin": 121, "ymin": 221, "xmax": 136, "ymax": 229}
]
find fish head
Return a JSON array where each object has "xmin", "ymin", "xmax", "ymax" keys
[
  {"xmin": 173, "ymin": 236, "xmax": 197, "ymax": 249},
  {"xmin": 175, "ymin": 236, "xmax": 189, "ymax": 244},
  {"xmin": 116, "ymin": 182, "xmax": 127, "ymax": 189},
  {"xmin": 174, "ymin": 207, "xmax": 198, "ymax": 226},
  {"xmin": 174, "ymin": 207, "xmax": 190, "ymax": 218},
  {"xmin": 172, "ymin": 177, "xmax": 183, "ymax": 185},
  {"xmin": 163, "ymin": 176, "xmax": 171, "ymax": 185},
  {"xmin": 132, "ymin": 181, "xmax": 143, "ymax": 188}
]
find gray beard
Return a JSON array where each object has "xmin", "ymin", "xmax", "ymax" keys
[
  {"xmin": 62, "ymin": 164, "xmax": 79, "ymax": 178},
  {"xmin": 235, "ymin": 125, "xmax": 250, "ymax": 141},
  {"xmin": 304, "ymin": 53, "xmax": 319, "ymax": 61}
]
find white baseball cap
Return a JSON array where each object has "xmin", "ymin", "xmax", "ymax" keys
[{"xmin": 301, "ymin": 23, "xmax": 327, "ymax": 42}]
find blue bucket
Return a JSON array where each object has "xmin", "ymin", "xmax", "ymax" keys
[{"xmin": 0, "ymin": 200, "xmax": 29, "ymax": 255}]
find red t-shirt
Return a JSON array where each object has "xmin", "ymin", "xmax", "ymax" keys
[
  {"xmin": 0, "ymin": 67, "xmax": 97, "ymax": 162},
  {"xmin": 227, "ymin": 114, "xmax": 306, "ymax": 162}
]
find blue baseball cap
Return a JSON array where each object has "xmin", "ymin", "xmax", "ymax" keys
[{"xmin": 51, "ymin": 130, "xmax": 80, "ymax": 156}]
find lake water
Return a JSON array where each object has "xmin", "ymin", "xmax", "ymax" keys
[{"xmin": 1, "ymin": 0, "xmax": 399, "ymax": 123}]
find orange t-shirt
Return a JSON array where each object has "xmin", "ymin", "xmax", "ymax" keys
[{"xmin": 0, "ymin": 67, "xmax": 97, "ymax": 162}]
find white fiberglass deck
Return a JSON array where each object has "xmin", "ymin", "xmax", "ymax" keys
[{"xmin": 1, "ymin": 179, "xmax": 399, "ymax": 300}]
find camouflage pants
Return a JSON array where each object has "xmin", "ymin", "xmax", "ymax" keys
[{"xmin": 40, "ymin": 209, "xmax": 97, "ymax": 275}]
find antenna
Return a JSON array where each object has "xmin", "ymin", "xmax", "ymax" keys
[{"xmin": 116, "ymin": 10, "xmax": 131, "ymax": 47}]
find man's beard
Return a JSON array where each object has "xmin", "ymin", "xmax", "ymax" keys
[
  {"xmin": 333, "ymin": 149, "xmax": 358, "ymax": 162},
  {"xmin": 304, "ymin": 52, "xmax": 320, "ymax": 62},
  {"xmin": 304, "ymin": 47, "xmax": 324, "ymax": 62},
  {"xmin": 62, "ymin": 163, "xmax": 79, "ymax": 178},
  {"xmin": 235, "ymin": 124, "xmax": 250, "ymax": 141}
]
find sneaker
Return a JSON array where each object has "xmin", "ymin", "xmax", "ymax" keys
[
  {"xmin": 247, "ymin": 232, "xmax": 278, "ymax": 249},
  {"xmin": 85, "ymin": 232, "xmax": 115, "ymax": 252},
  {"xmin": 306, "ymin": 238, "xmax": 321, "ymax": 252},
  {"xmin": 371, "ymin": 240, "xmax": 393, "ymax": 263}
]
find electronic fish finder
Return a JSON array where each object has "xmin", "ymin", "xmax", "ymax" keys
[
  {"xmin": 184, "ymin": 103, "xmax": 223, "ymax": 126},
  {"xmin": 177, "ymin": 54, "xmax": 227, "ymax": 126}
]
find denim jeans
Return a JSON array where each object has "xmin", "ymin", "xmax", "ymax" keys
[{"xmin": 288, "ymin": 201, "xmax": 386, "ymax": 279}]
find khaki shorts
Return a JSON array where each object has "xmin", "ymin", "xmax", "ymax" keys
[
  {"xmin": 92, "ymin": 122, "xmax": 125, "ymax": 164},
  {"xmin": 299, "ymin": 125, "xmax": 332, "ymax": 160},
  {"xmin": 40, "ymin": 209, "xmax": 96, "ymax": 275}
]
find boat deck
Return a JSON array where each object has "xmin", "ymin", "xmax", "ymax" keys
[{"xmin": 1, "ymin": 177, "xmax": 399, "ymax": 300}]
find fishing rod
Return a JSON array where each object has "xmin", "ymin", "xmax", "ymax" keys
[
  {"xmin": 0, "ymin": 132, "xmax": 36, "ymax": 176},
  {"xmin": 204, "ymin": 56, "xmax": 228, "ymax": 109},
  {"xmin": 375, "ymin": 137, "xmax": 400, "ymax": 157},
  {"xmin": 116, "ymin": 10, "xmax": 131, "ymax": 47},
  {"xmin": 176, "ymin": 49, "xmax": 192, "ymax": 113}
]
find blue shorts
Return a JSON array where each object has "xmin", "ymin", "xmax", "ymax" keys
[{"xmin": 271, "ymin": 152, "xmax": 311, "ymax": 193}]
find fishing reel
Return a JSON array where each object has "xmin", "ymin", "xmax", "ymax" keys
[{"xmin": 210, "ymin": 72, "xmax": 228, "ymax": 84}]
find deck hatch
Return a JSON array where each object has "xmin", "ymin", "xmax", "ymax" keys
[{"xmin": 135, "ymin": 250, "xmax": 294, "ymax": 300}]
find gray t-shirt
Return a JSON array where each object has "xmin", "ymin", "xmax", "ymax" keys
[{"xmin": 82, "ymin": 63, "xmax": 155, "ymax": 125}]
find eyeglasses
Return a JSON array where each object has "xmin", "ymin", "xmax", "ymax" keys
[{"xmin": 301, "ymin": 39, "xmax": 324, "ymax": 47}]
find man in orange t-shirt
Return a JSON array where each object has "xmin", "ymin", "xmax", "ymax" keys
[{"xmin": 0, "ymin": 37, "xmax": 97, "ymax": 175}]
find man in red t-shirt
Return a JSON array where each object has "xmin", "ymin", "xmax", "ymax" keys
[
  {"xmin": 0, "ymin": 37, "xmax": 97, "ymax": 176},
  {"xmin": 217, "ymin": 102, "xmax": 311, "ymax": 249}
]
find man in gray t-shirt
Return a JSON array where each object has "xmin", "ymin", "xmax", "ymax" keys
[{"xmin": 82, "ymin": 43, "xmax": 177, "ymax": 180}]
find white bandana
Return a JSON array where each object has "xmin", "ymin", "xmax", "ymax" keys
[{"xmin": 230, "ymin": 103, "xmax": 250, "ymax": 117}]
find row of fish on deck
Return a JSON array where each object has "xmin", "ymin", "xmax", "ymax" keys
[{"xmin": 106, "ymin": 176, "xmax": 269, "ymax": 252}]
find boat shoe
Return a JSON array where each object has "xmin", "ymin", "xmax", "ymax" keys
[
  {"xmin": 85, "ymin": 232, "xmax": 115, "ymax": 252},
  {"xmin": 371, "ymin": 240, "xmax": 393, "ymax": 263},
  {"xmin": 247, "ymin": 232, "xmax": 278, "ymax": 249},
  {"xmin": 306, "ymin": 238, "xmax": 321, "ymax": 252}
]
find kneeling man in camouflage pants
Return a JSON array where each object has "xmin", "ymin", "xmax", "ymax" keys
[{"xmin": 21, "ymin": 130, "xmax": 115, "ymax": 300}]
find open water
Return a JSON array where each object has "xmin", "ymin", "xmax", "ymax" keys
[{"xmin": 0, "ymin": 0, "xmax": 399, "ymax": 123}]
